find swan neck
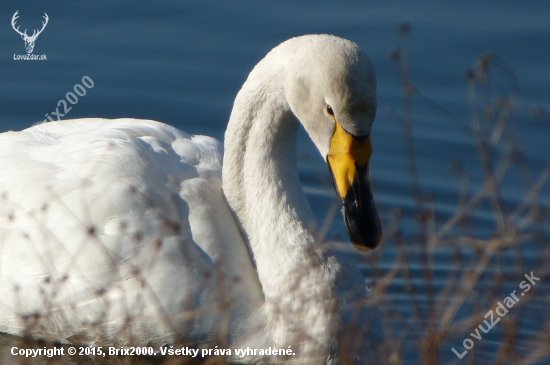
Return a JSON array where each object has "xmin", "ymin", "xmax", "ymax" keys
[
  {"xmin": 222, "ymin": 59, "xmax": 333, "ymax": 284},
  {"xmin": 221, "ymin": 52, "xmax": 338, "ymax": 356}
]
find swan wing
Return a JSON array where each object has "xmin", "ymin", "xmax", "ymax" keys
[{"xmin": 0, "ymin": 118, "xmax": 261, "ymax": 344}]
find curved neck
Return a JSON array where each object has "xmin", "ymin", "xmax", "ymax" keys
[
  {"xmin": 222, "ymin": 61, "xmax": 337, "ymax": 353},
  {"xmin": 223, "ymin": 74, "xmax": 318, "ymax": 289}
]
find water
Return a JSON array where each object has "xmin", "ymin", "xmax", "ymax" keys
[{"xmin": 0, "ymin": 0, "xmax": 549, "ymax": 363}]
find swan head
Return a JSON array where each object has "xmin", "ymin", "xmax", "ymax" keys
[{"xmin": 284, "ymin": 34, "xmax": 382, "ymax": 251}]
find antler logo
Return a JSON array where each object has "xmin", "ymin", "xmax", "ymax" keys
[{"xmin": 11, "ymin": 11, "xmax": 49, "ymax": 54}]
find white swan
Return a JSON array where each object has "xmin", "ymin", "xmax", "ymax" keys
[{"xmin": 0, "ymin": 34, "xmax": 382, "ymax": 363}]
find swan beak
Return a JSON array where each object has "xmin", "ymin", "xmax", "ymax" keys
[{"xmin": 327, "ymin": 122, "xmax": 382, "ymax": 251}]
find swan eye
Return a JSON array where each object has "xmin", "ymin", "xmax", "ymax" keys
[{"xmin": 326, "ymin": 104, "xmax": 335, "ymax": 116}]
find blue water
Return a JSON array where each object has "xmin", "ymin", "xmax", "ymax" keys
[{"xmin": 1, "ymin": 1, "xmax": 549, "ymax": 363}]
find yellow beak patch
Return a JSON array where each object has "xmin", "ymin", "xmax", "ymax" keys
[{"xmin": 327, "ymin": 122, "xmax": 372, "ymax": 198}]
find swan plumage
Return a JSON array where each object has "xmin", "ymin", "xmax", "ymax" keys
[{"xmin": 0, "ymin": 35, "xmax": 381, "ymax": 363}]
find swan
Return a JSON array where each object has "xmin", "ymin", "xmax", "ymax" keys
[{"xmin": 0, "ymin": 34, "xmax": 382, "ymax": 363}]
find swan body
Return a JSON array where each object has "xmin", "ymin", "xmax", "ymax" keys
[{"xmin": 0, "ymin": 35, "xmax": 382, "ymax": 363}]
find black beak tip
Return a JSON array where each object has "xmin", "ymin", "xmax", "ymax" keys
[
  {"xmin": 327, "ymin": 159, "xmax": 382, "ymax": 252},
  {"xmin": 343, "ymin": 209, "xmax": 382, "ymax": 251},
  {"xmin": 340, "ymin": 175, "xmax": 382, "ymax": 252},
  {"xmin": 351, "ymin": 232, "xmax": 382, "ymax": 251}
]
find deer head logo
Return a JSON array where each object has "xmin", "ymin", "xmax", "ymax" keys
[{"xmin": 11, "ymin": 11, "xmax": 49, "ymax": 54}]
